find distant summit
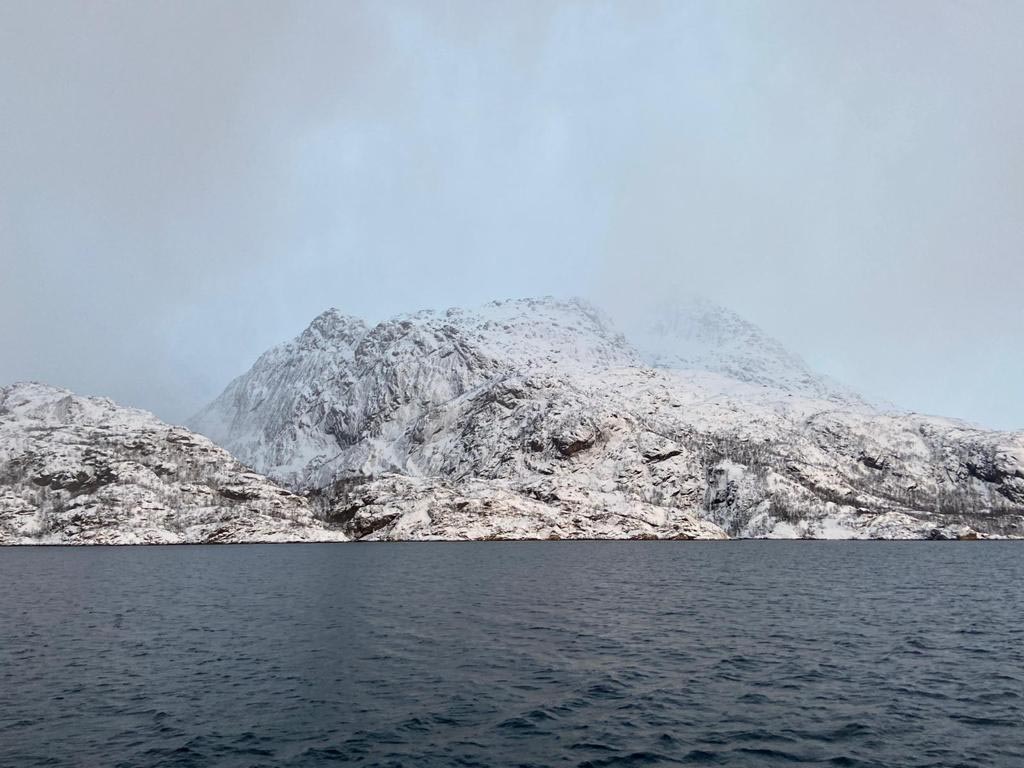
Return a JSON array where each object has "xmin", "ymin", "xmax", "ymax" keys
[{"xmin": 615, "ymin": 295, "xmax": 865, "ymax": 405}]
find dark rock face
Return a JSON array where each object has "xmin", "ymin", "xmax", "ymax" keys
[
  {"xmin": 705, "ymin": 467, "xmax": 739, "ymax": 512},
  {"xmin": 32, "ymin": 465, "xmax": 117, "ymax": 494},
  {"xmin": 858, "ymin": 452, "xmax": 888, "ymax": 471},
  {"xmin": 553, "ymin": 423, "xmax": 598, "ymax": 457},
  {"xmin": 218, "ymin": 486, "xmax": 263, "ymax": 502}
]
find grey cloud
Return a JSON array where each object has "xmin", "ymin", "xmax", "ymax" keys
[{"xmin": 1, "ymin": 1, "xmax": 1021, "ymax": 429}]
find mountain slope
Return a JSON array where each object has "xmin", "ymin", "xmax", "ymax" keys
[
  {"xmin": 0, "ymin": 383, "xmax": 347, "ymax": 544},
  {"xmin": 191, "ymin": 297, "xmax": 1024, "ymax": 540}
]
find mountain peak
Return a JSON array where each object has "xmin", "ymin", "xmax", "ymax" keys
[
  {"xmin": 298, "ymin": 309, "xmax": 368, "ymax": 350},
  {"xmin": 0, "ymin": 381, "xmax": 120, "ymax": 426},
  {"xmin": 614, "ymin": 296, "xmax": 865, "ymax": 404},
  {"xmin": 2, "ymin": 380, "xmax": 72, "ymax": 402}
]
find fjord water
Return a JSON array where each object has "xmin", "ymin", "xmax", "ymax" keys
[{"xmin": 1, "ymin": 543, "xmax": 1021, "ymax": 767}]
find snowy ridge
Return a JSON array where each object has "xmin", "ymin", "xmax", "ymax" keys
[
  {"xmin": 0, "ymin": 382, "xmax": 346, "ymax": 544},
  {"xmin": 404, "ymin": 297, "xmax": 642, "ymax": 373},
  {"xmin": 191, "ymin": 296, "xmax": 1024, "ymax": 540},
  {"xmin": 621, "ymin": 296, "xmax": 867, "ymax": 404}
]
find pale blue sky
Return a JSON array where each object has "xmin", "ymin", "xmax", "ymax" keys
[{"xmin": 1, "ymin": 1, "xmax": 1022, "ymax": 429}]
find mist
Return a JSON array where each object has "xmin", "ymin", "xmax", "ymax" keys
[{"xmin": 2, "ymin": 1, "xmax": 1022, "ymax": 429}]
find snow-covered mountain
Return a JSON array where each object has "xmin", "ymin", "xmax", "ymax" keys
[
  {"xmin": 618, "ymin": 296, "xmax": 866, "ymax": 404},
  {"xmin": 191, "ymin": 297, "xmax": 1024, "ymax": 540},
  {"xmin": 191, "ymin": 297, "xmax": 641, "ymax": 490},
  {"xmin": 0, "ymin": 383, "xmax": 346, "ymax": 544}
]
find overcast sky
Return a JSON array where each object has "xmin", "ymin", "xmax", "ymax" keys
[{"xmin": 2, "ymin": 1, "xmax": 1022, "ymax": 429}]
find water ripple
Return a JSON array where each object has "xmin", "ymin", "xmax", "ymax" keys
[{"xmin": 0, "ymin": 541, "xmax": 1022, "ymax": 767}]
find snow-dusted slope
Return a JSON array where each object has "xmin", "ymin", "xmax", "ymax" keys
[
  {"xmin": 620, "ymin": 296, "xmax": 866, "ymax": 404},
  {"xmin": 0, "ymin": 383, "xmax": 346, "ymax": 544},
  {"xmin": 193, "ymin": 296, "xmax": 1024, "ymax": 540}
]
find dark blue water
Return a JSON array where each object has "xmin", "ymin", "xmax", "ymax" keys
[{"xmin": 1, "ymin": 543, "xmax": 1022, "ymax": 767}]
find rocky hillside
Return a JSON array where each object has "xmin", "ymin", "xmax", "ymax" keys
[
  {"xmin": 0, "ymin": 383, "xmax": 346, "ymax": 544},
  {"xmin": 192, "ymin": 297, "xmax": 1024, "ymax": 540}
]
